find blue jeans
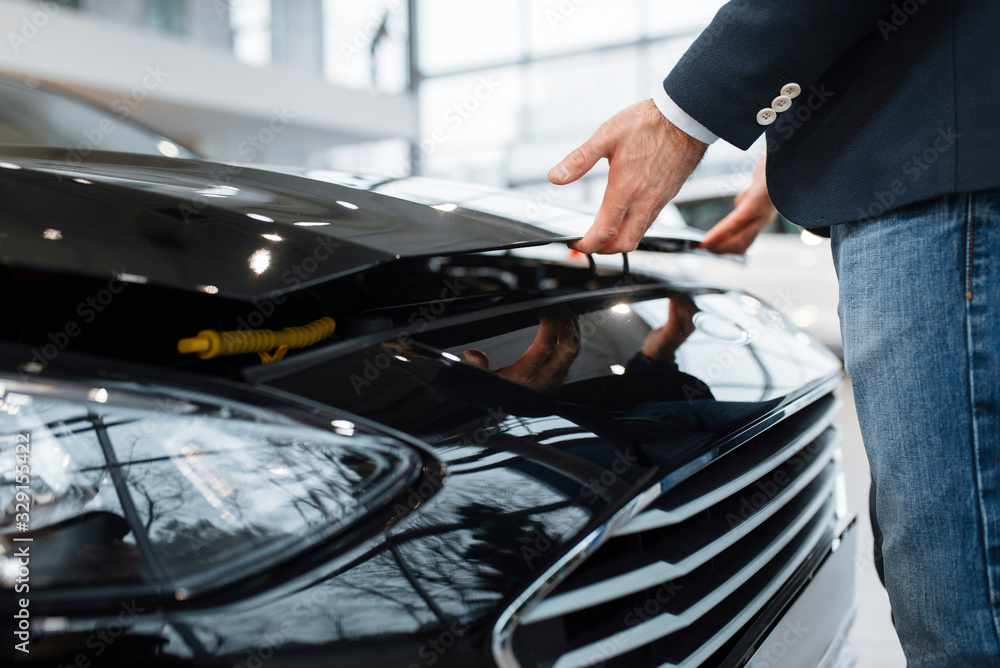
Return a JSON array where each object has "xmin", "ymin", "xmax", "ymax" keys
[{"xmin": 831, "ymin": 190, "xmax": 1000, "ymax": 667}]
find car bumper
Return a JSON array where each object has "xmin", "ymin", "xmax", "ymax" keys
[{"xmin": 747, "ymin": 521, "xmax": 857, "ymax": 668}]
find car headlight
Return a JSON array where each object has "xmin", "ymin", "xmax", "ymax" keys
[{"xmin": 0, "ymin": 374, "xmax": 422, "ymax": 599}]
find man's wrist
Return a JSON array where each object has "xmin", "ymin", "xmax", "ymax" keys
[
  {"xmin": 650, "ymin": 101, "xmax": 710, "ymax": 178},
  {"xmin": 651, "ymin": 84, "xmax": 719, "ymax": 145}
]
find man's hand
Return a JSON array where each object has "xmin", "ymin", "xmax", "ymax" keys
[
  {"xmin": 463, "ymin": 308, "xmax": 581, "ymax": 395},
  {"xmin": 548, "ymin": 99, "xmax": 708, "ymax": 255},
  {"xmin": 701, "ymin": 156, "xmax": 777, "ymax": 254},
  {"xmin": 642, "ymin": 294, "xmax": 699, "ymax": 360}
]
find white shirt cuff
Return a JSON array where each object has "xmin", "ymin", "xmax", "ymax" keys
[{"xmin": 651, "ymin": 84, "xmax": 719, "ymax": 145}]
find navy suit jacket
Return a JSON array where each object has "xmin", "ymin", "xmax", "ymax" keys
[{"xmin": 663, "ymin": 0, "xmax": 1000, "ymax": 228}]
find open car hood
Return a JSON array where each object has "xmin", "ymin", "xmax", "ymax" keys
[{"xmin": 0, "ymin": 146, "xmax": 702, "ymax": 300}]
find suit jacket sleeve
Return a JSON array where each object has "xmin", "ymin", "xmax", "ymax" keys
[{"xmin": 664, "ymin": 0, "xmax": 901, "ymax": 149}]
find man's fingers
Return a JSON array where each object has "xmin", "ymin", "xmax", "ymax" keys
[
  {"xmin": 701, "ymin": 202, "xmax": 764, "ymax": 254},
  {"xmin": 701, "ymin": 154, "xmax": 775, "ymax": 255},
  {"xmin": 550, "ymin": 100, "xmax": 707, "ymax": 254},
  {"xmin": 514, "ymin": 315, "xmax": 561, "ymax": 370},
  {"xmin": 597, "ymin": 198, "xmax": 670, "ymax": 254},
  {"xmin": 667, "ymin": 297, "xmax": 699, "ymax": 337},
  {"xmin": 597, "ymin": 205, "xmax": 656, "ymax": 254},
  {"xmin": 701, "ymin": 208, "xmax": 747, "ymax": 250},
  {"xmin": 551, "ymin": 309, "xmax": 582, "ymax": 363},
  {"xmin": 549, "ymin": 131, "xmax": 611, "ymax": 185},
  {"xmin": 571, "ymin": 177, "xmax": 634, "ymax": 253},
  {"xmin": 572, "ymin": 209, "xmax": 624, "ymax": 254},
  {"xmin": 670, "ymin": 293, "xmax": 700, "ymax": 320},
  {"xmin": 702, "ymin": 211, "xmax": 771, "ymax": 254},
  {"xmin": 471, "ymin": 310, "xmax": 581, "ymax": 394},
  {"xmin": 535, "ymin": 311, "xmax": 581, "ymax": 386},
  {"xmin": 559, "ymin": 308, "xmax": 582, "ymax": 346},
  {"xmin": 463, "ymin": 349, "xmax": 491, "ymax": 369}
]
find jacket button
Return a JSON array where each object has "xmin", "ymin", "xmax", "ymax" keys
[
  {"xmin": 781, "ymin": 83, "xmax": 801, "ymax": 99},
  {"xmin": 772, "ymin": 95, "xmax": 792, "ymax": 112},
  {"xmin": 756, "ymin": 108, "xmax": 777, "ymax": 125}
]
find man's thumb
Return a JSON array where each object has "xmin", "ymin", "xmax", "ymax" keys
[{"xmin": 548, "ymin": 139, "xmax": 606, "ymax": 185}]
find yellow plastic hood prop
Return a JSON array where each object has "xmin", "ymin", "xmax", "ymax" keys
[{"xmin": 178, "ymin": 316, "xmax": 336, "ymax": 364}]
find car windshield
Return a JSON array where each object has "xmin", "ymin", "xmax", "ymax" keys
[{"xmin": 0, "ymin": 77, "xmax": 197, "ymax": 159}]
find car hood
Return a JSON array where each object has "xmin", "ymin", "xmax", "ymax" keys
[{"xmin": 0, "ymin": 147, "xmax": 701, "ymax": 300}]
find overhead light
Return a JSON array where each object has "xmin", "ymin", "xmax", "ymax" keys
[
  {"xmin": 72, "ymin": 178, "xmax": 93, "ymax": 185},
  {"xmin": 261, "ymin": 233, "xmax": 283, "ymax": 242},
  {"xmin": 157, "ymin": 140, "xmax": 180, "ymax": 158},
  {"xmin": 247, "ymin": 213, "xmax": 274, "ymax": 223},
  {"xmin": 336, "ymin": 200, "xmax": 359, "ymax": 210},
  {"xmin": 0, "ymin": 162, "xmax": 22, "ymax": 170},
  {"xmin": 88, "ymin": 388, "xmax": 109, "ymax": 403},
  {"xmin": 198, "ymin": 285, "xmax": 219, "ymax": 294},
  {"xmin": 611, "ymin": 304, "xmax": 631, "ymax": 315},
  {"xmin": 115, "ymin": 272, "xmax": 148, "ymax": 284},
  {"xmin": 249, "ymin": 248, "xmax": 271, "ymax": 275},
  {"xmin": 294, "ymin": 221, "xmax": 329, "ymax": 227},
  {"xmin": 43, "ymin": 228, "xmax": 63, "ymax": 240},
  {"xmin": 431, "ymin": 203, "xmax": 458, "ymax": 212},
  {"xmin": 610, "ymin": 364, "xmax": 626, "ymax": 375}
]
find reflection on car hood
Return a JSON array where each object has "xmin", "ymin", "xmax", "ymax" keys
[{"xmin": 0, "ymin": 147, "xmax": 701, "ymax": 300}]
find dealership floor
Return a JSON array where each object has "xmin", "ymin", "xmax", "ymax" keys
[{"xmin": 838, "ymin": 377, "xmax": 907, "ymax": 666}]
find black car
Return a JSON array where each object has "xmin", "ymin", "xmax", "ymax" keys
[{"xmin": 0, "ymin": 76, "xmax": 854, "ymax": 668}]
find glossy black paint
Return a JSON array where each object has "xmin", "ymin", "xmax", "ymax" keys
[
  {"xmin": 0, "ymin": 147, "xmax": 576, "ymax": 300},
  {"xmin": 2, "ymin": 305, "xmax": 839, "ymax": 666},
  {"xmin": 0, "ymin": 151, "xmax": 842, "ymax": 668},
  {"xmin": 0, "ymin": 147, "xmax": 702, "ymax": 301}
]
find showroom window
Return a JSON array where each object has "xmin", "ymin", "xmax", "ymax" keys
[{"xmin": 230, "ymin": 0, "xmax": 273, "ymax": 66}]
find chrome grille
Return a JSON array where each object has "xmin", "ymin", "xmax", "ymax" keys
[{"xmin": 508, "ymin": 392, "xmax": 843, "ymax": 668}]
